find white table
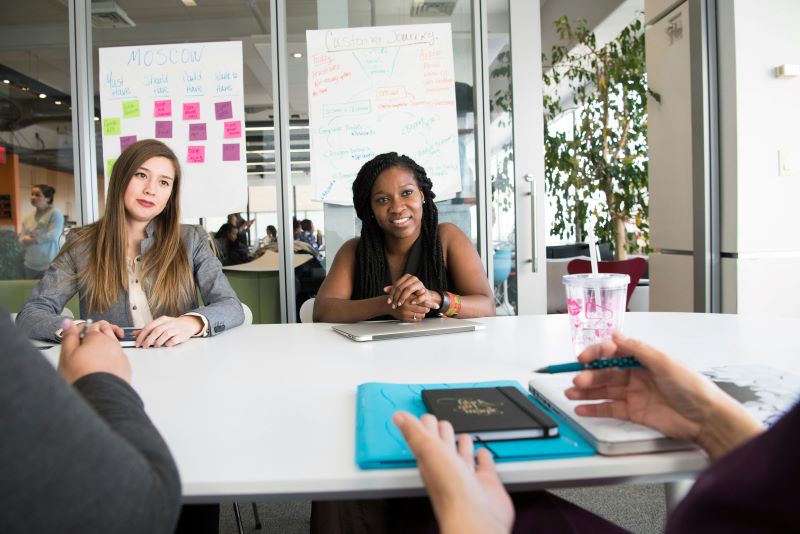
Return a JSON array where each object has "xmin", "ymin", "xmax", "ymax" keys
[{"xmin": 117, "ymin": 313, "xmax": 800, "ymax": 503}]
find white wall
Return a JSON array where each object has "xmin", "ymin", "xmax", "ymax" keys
[{"xmin": 718, "ymin": 0, "xmax": 800, "ymax": 316}]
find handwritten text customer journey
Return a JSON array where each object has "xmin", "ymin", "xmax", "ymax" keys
[
  {"xmin": 307, "ymin": 24, "xmax": 461, "ymax": 205},
  {"xmin": 98, "ymin": 41, "xmax": 247, "ymax": 218}
]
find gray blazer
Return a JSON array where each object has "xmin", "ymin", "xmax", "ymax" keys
[{"xmin": 17, "ymin": 224, "xmax": 244, "ymax": 341}]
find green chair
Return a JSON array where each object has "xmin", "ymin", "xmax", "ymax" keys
[{"xmin": 0, "ymin": 279, "xmax": 80, "ymax": 317}]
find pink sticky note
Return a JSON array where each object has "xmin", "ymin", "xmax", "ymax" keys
[
  {"xmin": 222, "ymin": 143, "xmax": 240, "ymax": 162},
  {"xmin": 120, "ymin": 135, "xmax": 137, "ymax": 152},
  {"xmin": 155, "ymin": 121, "xmax": 173, "ymax": 138},
  {"xmin": 223, "ymin": 120, "xmax": 242, "ymax": 139},
  {"xmin": 187, "ymin": 146, "xmax": 205, "ymax": 163},
  {"xmin": 154, "ymin": 100, "xmax": 172, "ymax": 117},
  {"xmin": 183, "ymin": 102, "xmax": 200, "ymax": 120},
  {"xmin": 215, "ymin": 101, "xmax": 233, "ymax": 120},
  {"xmin": 188, "ymin": 123, "xmax": 207, "ymax": 141}
]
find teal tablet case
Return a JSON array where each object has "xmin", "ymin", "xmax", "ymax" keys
[{"xmin": 355, "ymin": 380, "xmax": 595, "ymax": 469}]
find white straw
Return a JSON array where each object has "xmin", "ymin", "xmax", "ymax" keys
[{"xmin": 588, "ymin": 229, "xmax": 599, "ymax": 275}]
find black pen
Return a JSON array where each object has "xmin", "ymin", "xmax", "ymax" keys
[{"xmin": 534, "ymin": 356, "xmax": 643, "ymax": 374}]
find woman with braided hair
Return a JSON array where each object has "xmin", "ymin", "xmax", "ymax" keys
[{"xmin": 313, "ymin": 152, "xmax": 495, "ymax": 323}]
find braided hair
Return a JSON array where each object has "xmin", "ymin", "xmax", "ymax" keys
[{"xmin": 352, "ymin": 152, "xmax": 447, "ymax": 299}]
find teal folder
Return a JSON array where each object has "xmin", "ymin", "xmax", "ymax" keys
[{"xmin": 355, "ymin": 380, "xmax": 595, "ymax": 469}]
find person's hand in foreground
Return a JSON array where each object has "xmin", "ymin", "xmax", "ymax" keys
[
  {"xmin": 58, "ymin": 319, "xmax": 131, "ymax": 384},
  {"xmin": 565, "ymin": 331, "xmax": 764, "ymax": 460},
  {"xmin": 393, "ymin": 411, "xmax": 513, "ymax": 534},
  {"xmin": 135, "ymin": 315, "xmax": 204, "ymax": 348}
]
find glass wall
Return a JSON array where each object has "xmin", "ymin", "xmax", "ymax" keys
[{"xmin": 0, "ymin": 1, "xmax": 75, "ymax": 280}]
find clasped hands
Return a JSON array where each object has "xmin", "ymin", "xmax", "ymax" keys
[
  {"xmin": 73, "ymin": 315, "xmax": 204, "ymax": 349},
  {"xmin": 383, "ymin": 274, "xmax": 442, "ymax": 322}
]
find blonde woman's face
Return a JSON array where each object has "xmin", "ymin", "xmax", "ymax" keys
[{"xmin": 123, "ymin": 156, "xmax": 175, "ymax": 224}]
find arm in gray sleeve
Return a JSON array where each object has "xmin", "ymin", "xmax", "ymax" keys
[
  {"xmin": 15, "ymin": 238, "xmax": 80, "ymax": 341},
  {"xmin": 0, "ymin": 314, "xmax": 181, "ymax": 534},
  {"xmin": 187, "ymin": 225, "xmax": 244, "ymax": 335}
]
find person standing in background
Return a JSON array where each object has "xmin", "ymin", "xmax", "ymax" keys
[{"xmin": 19, "ymin": 184, "xmax": 64, "ymax": 279}]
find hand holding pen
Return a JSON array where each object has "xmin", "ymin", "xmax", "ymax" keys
[
  {"xmin": 58, "ymin": 319, "xmax": 131, "ymax": 385},
  {"xmin": 535, "ymin": 356, "xmax": 642, "ymax": 374},
  {"xmin": 560, "ymin": 332, "xmax": 763, "ymax": 458}
]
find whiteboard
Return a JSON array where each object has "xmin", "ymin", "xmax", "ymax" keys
[
  {"xmin": 306, "ymin": 23, "xmax": 461, "ymax": 205},
  {"xmin": 98, "ymin": 41, "xmax": 247, "ymax": 219}
]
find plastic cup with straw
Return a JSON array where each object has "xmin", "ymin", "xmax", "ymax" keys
[{"xmin": 562, "ymin": 229, "xmax": 629, "ymax": 354}]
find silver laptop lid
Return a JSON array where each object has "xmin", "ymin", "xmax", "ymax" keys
[{"xmin": 332, "ymin": 317, "xmax": 480, "ymax": 342}]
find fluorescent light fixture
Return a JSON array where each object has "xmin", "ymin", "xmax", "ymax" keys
[
  {"xmin": 2, "ymin": 79, "xmax": 9, "ymax": 84},
  {"xmin": 39, "ymin": 93, "xmax": 47, "ymax": 99},
  {"xmin": 54, "ymin": 100, "xmax": 62, "ymax": 105},
  {"xmin": 94, "ymin": 117, "xmax": 100, "ymax": 121},
  {"xmin": 292, "ymin": 52, "xmax": 303, "ymax": 58},
  {"xmin": 181, "ymin": 0, "xmax": 197, "ymax": 6}
]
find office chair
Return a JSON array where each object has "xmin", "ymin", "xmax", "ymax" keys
[{"xmin": 566, "ymin": 257, "xmax": 647, "ymax": 310}]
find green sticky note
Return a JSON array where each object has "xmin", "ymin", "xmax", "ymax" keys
[
  {"xmin": 122, "ymin": 99, "xmax": 141, "ymax": 118},
  {"xmin": 103, "ymin": 118, "xmax": 121, "ymax": 136},
  {"xmin": 106, "ymin": 158, "xmax": 117, "ymax": 177}
]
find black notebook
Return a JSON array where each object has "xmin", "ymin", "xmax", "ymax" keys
[{"xmin": 422, "ymin": 386, "xmax": 559, "ymax": 441}]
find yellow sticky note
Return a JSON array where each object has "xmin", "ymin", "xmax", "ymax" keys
[
  {"xmin": 103, "ymin": 118, "xmax": 121, "ymax": 136},
  {"xmin": 106, "ymin": 158, "xmax": 117, "ymax": 177},
  {"xmin": 122, "ymin": 99, "xmax": 141, "ymax": 118}
]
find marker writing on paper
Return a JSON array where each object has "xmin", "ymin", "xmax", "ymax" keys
[{"xmin": 534, "ymin": 356, "xmax": 643, "ymax": 374}]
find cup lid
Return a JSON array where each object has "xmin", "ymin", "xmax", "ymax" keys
[{"xmin": 562, "ymin": 273, "xmax": 630, "ymax": 289}]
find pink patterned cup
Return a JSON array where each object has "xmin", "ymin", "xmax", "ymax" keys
[{"xmin": 563, "ymin": 273, "xmax": 629, "ymax": 354}]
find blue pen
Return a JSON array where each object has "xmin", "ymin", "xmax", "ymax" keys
[{"xmin": 534, "ymin": 356, "xmax": 643, "ymax": 374}]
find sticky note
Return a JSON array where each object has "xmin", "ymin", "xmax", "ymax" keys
[
  {"xmin": 188, "ymin": 123, "xmax": 207, "ymax": 141},
  {"xmin": 223, "ymin": 120, "xmax": 242, "ymax": 139},
  {"xmin": 106, "ymin": 158, "xmax": 117, "ymax": 177},
  {"xmin": 122, "ymin": 100, "xmax": 140, "ymax": 118},
  {"xmin": 183, "ymin": 102, "xmax": 200, "ymax": 120},
  {"xmin": 120, "ymin": 135, "xmax": 138, "ymax": 152},
  {"xmin": 215, "ymin": 101, "xmax": 233, "ymax": 120},
  {"xmin": 154, "ymin": 99, "xmax": 172, "ymax": 117},
  {"xmin": 155, "ymin": 121, "xmax": 173, "ymax": 138},
  {"xmin": 103, "ymin": 118, "xmax": 121, "ymax": 136},
  {"xmin": 187, "ymin": 146, "xmax": 205, "ymax": 163},
  {"xmin": 222, "ymin": 143, "xmax": 240, "ymax": 162}
]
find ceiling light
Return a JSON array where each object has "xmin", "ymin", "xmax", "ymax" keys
[
  {"xmin": 2, "ymin": 79, "xmax": 9, "ymax": 84},
  {"xmin": 94, "ymin": 117, "xmax": 100, "ymax": 121},
  {"xmin": 39, "ymin": 93, "xmax": 47, "ymax": 99},
  {"xmin": 292, "ymin": 52, "xmax": 303, "ymax": 58},
  {"xmin": 181, "ymin": 0, "xmax": 197, "ymax": 6},
  {"xmin": 54, "ymin": 100, "xmax": 62, "ymax": 105}
]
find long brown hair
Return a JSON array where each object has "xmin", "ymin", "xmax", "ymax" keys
[{"xmin": 61, "ymin": 139, "xmax": 194, "ymax": 316}]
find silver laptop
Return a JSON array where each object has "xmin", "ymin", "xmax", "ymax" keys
[{"xmin": 332, "ymin": 317, "xmax": 481, "ymax": 342}]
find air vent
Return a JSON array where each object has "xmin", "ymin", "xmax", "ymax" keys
[
  {"xmin": 91, "ymin": 0, "xmax": 136, "ymax": 28},
  {"xmin": 410, "ymin": 0, "xmax": 459, "ymax": 17}
]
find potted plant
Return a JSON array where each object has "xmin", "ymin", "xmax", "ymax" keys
[{"xmin": 543, "ymin": 16, "xmax": 654, "ymax": 259}]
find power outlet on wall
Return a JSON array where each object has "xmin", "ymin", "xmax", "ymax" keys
[{"xmin": 778, "ymin": 149, "xmax": 796, "ymax": 176}]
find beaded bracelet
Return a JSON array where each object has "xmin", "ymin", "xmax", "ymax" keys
[{"xmin": 442, "ymin": 291, "xmax": 461, "ymax": 317}]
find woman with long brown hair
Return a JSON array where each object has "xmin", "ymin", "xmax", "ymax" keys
[{"xmin": 17, "ymin": 139, "xmax": 244, "ymax": 347}]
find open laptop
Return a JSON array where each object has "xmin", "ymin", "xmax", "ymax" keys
[{"xmin": 332, "ymin": 317, "xmax": 481, "ymax": 342}]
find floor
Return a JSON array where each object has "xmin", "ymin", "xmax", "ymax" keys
[{"xmin": 218, "ymin": 483, "xmax": 668, "ymax": 533}]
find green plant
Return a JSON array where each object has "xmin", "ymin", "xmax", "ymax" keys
[
  {"xmin": 489, "ymin": 49, "xmax": 514, "ymax": 214},
  {"xmin": 543, "ymin": 16, "xmax": 655, "ymax": 258}
]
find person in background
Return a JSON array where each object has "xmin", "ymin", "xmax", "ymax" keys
[
  {"xmin": 19, "ymin": 183, "xmax": 64, "ymax": 279},
  {"xmin": 293, "ymin": 217, "xmax": 302, "ymax": 240},
  {"xmin": 17, "ymin": 139, "xmax": 244, "ymax": 347},
  {"xmin": 299, "ymin": 219, "xmax": 321, "ymax": 253},
  {"xmin": 392, "ymin": 332, "xmax": 796, "ymax": 533},
  {"xmin": 219, "ymin": 213, "xmax": 253, "ymax": 248},
  {"xmin": 266, "ymin": 225, "xmax": 278, "ymax": 244},
  {"xmin": 0, "ymin": 312, "xmax": 181, "ymax": 534},
  {"xmin": 313, "ymin": 152, "xmax": 495, "ymax": 323},
  {"xmin": 214, "ymin": 223, "xmax": 250, "ymax": 266}
]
